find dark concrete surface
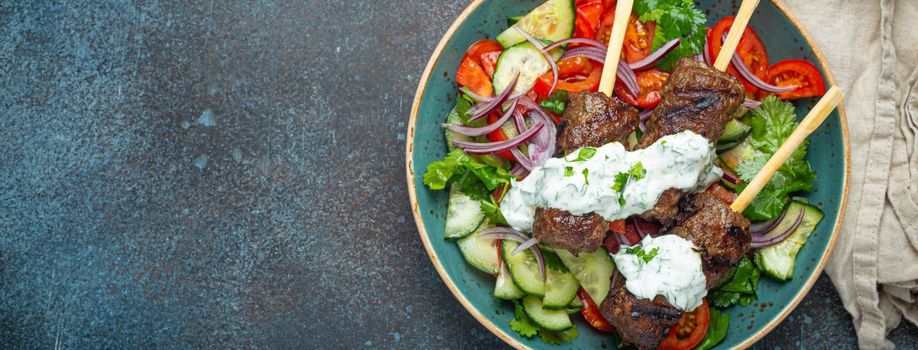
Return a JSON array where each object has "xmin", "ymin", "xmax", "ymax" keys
[{"xmin": 0, "ymin": 1, "xmax": 914, "ymax": 349}]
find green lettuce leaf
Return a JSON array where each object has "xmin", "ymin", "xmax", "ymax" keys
[
  {"xmin": 696, "ymin": 308, "xmax": 730, "ymax": 350},
  {"xmin": 710, "ymin": 256, "xmax": 760, "ymax": 308}
]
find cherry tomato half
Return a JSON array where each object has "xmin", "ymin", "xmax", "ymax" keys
[
  {"xmin": 596, "ymin": 11, "xmax": 656, "ymax": 64},
  {"xmin": 456, "ymin": 40, "xmax": 503, "ymax": 96},
  {"xmin": 573, "ymin": 0, "xmax": 604, "ymax": 40},
  {"xmin": 578, "ymin": 289, "xmax": 616, "ymax": 332},
  {"xmin": 533, "ymin": 57, "xmax": 602, "ymax": 98},
  {"xmin": 659, "ymin": 299, "xmax": 710, "ymax": 350},
  {"xmin": 614, "ymin": 68, "xmax": 669, "ymax": 108},
  {"xmin": 765, "ymin": 59, "xmax": 827, "ymax": 100},
  {"xmin": 708, "ymin": 16, "xmax": 769, "ymax": 95}
]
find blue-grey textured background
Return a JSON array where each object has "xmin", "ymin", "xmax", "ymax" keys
[{"xmin": 0, "ymin": 1, "xmax": 914, "ymax": 349}]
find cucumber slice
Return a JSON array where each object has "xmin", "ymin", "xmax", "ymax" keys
[
  {"xmin": 754, "ymin": 201, "xmax": 824, "ymax": 281},
  {"xmin": 503, "ymin": 240, "xmax": 546, "ymax": 296},
  {"xmin": 556, "ymin": 248, "xmax": 614, "ymax": 305},
  {"xmin": 522, "ymin": 296, "xmax": 574, "ymax": 332},
  {"xmin": 444, "ymin": 107, "xmax": 471, "ymax": 151},
  {"xmin": 494, "ymin": 261, "xmax": 526, "ymax": 300},
  {"xmin": 492, "ymin": 43, "xmax": 554, "ymax": 98},
  {"xmin": 567, "ymin": 295, "xmax": 583, "ymax": 308},
  {"xmin": 457, "ymin": 222, "xmax": 500, "ymax": 275},
  {"xmin": 719, "ymin": 138, "xmax": 758, "ymax": 170},
  {"xmin": 444, "ymin": 187, "xmax": 486, "ymax": 239},
  {"xmin": 719, "ymin": 119, "xmax": 751, "ymax": 143},
  {"xmin": 507, "ymin": 15, "xmax": 524, "ymax": 27},
  {"xmin": 543, "ymin": 252, "xmax": 580, "ymax": 309},
  {"xmin": 496, "ymin": 0, "xmax": 575, "ymax": 48}
]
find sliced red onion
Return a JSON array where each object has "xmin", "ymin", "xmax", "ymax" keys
[
  {"xmin": 560, "ymin": 46, "xmax": 607, "ymax": 63},
  {"xmin": 751, "ymin": 207, "xmax": 805, "ymax": 248},
  {"xmin": 509, "ymin": 163, "xmax": 529, "ymax": 177},
  {"xmin": 510, "ymin": 147, "xmax": 534, "ymax": 171},
  {"xmin": 531, "ymin": 243, "xmax": 546, "ymax": 280},
  {"xmin": 638, "ymin": 108, "xmax": 653, "ymax": 121},
  {"xmin": 717, "ymin": 33, "xmax": 795, "ymax": 93},
  {"xmin": 515, "ymin": 27, "xmax": 558, "ymax": 96},
  {"xmin": 517, "ymin": 97, "xmax": 556, "ymax": 165},
  {"xmin": 750, "ymin": 205, "xmax": 790, "ymax": 235},
  {"xmin": 468, "ymin": 72, "xmax": 518, "ymax": 121},
  {"xmin": 628, "ymin": 38, "xmax": 681, "ymax": 71},
  {"xmin": 544, "ymin": 38, "xmax": 607, "ymax": 52},
  {"xmin": 632, "ymin": 218, "xmax": 647, "ymax": 239},
  {"xmin": 479, "ymin": 227, "xmax": 529, "ymax": 242},
  {"xmin": 511, "ymin": 237, "xmax": 540, "ymax": 256},
  {"xmin": 610, "ymin": 269, "xmax": 621, "ymax": 288},
  {"xmin": 443, "ymin": 99, "xmax": 518, "ymax": 137},
  {"xmin": 618, "ymin": 61, "xmax": 640, "ymax": 97},
  {"xmin": 613, "ymin": 232, "xmax": 625, "ymax": 246},
  {"xmin": 452, "ymin": 121, "xmax": 544, "ymax": 154},
  {"xmin": 558, "ymin": 47, "xmax": 638, "ymax": 95},
  {"xmin": 721, "ymin": 169, "xmax": 741, "ymax": 185},
  {"xmin": 743, "ymin": 98, "xmax": 762, "ymax": 109},
  {"xmin": 461, "ymin": 87, "xmax": 495, "ymax": 102},
  {"xmin": 513, "ymin": 107, "xmax": 527, "ymax": 133}
]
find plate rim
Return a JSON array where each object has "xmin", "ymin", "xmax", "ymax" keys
[{"xmin": 404, "ymin": 1, "xmax": 851, "ymax": 348}]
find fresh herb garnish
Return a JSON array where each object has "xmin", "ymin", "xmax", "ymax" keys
[
  {"xmin": 735, "ymin": 96, "xmax": 816, "ymax": 221},
  {"xmin": 582, "ymin": 168, "xmax": 590, "ymax": 184},
  {"xmin": 629, "ymin": 162, "xmax": 647, "ymax": 179},
  {"xmin": 611, "ymin": 162, "xmax": 646, "ymax": 205},
  {"xmin": 634, "ymin": 0, "xmax": 707, "ymax": 70},
  {"xmin": 422, "ymin": 147, "xmax": 512, "ymax": 225},
  {"xmin": 571, "ymin": 147, "xmax": 597, "ymax": 162},
  {"xmin": 696, "ymin": 308, "xmax": 730, "ymax": 350},
  {"xmin": 539, "ymin": 90, "xmax": 568, "ymax": 115},
  {"xmin": 509, "ymin": 300, "xmax": 539, "ymax": 337},
  {"xmin": 564, "ymin": 166, "xmax": 574, "ymax": 177},
  {"xmin": 625, "ymin": 246, "xmax": 659, "ymax": 263},
  {"xmin": 710, "ymin": 256, "xmax": 760, "ymax": 308}
]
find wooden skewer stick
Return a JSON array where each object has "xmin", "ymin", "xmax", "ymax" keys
[
  {"xmin": 712, "ymin": 0, "xmax": 760, "ymax": 71},
  {"xmin": 731, "ymin": 86, "xmax": 844, "ymax": 212},
  {"xmin": 597, "ymin": 0, "xmax": 634, "ymax": 97}
]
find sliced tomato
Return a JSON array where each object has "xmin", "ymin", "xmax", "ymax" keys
[
  {"xmin": 614, "ymin": 68, "xmax": 668, "ymax": 108},
  {"xmin": 659, "ymin": 299, "xmax": 710, "ymax": 350},
  {"xmin": 603, "ymin": 233, "xmax": 621, "ymax": 253},
  {"xmin": 574, "ymin": 1, "xmax": 604, "ymax": 39},
  {"xmin": 765, "ymin": 59, "xmax": 826, "ymax": 100},
  {"xmin": 623, "ymin": 15, "xmax": 655, "ymax": 64},
  {"xmin": 708, "ymin": 16, "xmax": 769, "ymax": 95},
  {"xmin": 578, "ymin": 289, "xmax": 615, "ymax": 332},
  {"xmin": 486, "ymin": 112, "xmax": 517, "ymax": 161},
  {"xmin": 609, "ymin": 219, "xmax": 641, "ymax": 245},
  {"xmin": 706, "ymin": 183, "xmax": 737, "ymax": 205},
  {"xmin": 457, "ymin": 40, "xmax": 503, "ymax": 96},
  {"xmin": 534, "ymin": 58, "xmax": 603, "ymax": 98}
]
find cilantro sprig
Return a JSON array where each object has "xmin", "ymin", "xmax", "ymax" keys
[
  {"xmin": 634, "ymin": 0, "xmax": 707, "ymax": 70},
  {"xmin": 625, "ymin": 246, "xmax": 659, "ymax": 263},
  {"xmin": 611, "ymin": 162, "xmax": 647, "ymax": 205}
]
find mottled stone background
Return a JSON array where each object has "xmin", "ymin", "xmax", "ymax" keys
[{"xmin": 0, "ymin": 1, "xmax": 914, "ymax": 349}]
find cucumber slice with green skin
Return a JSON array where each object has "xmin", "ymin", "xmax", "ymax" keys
[
  {"xmin": 503, "ymin": 240, "xmax": 546, "ymax": 296},
  {"xmin": 542, "ymin": 252, "xmax": 581, "ymax": 309},
  {"xmin": 719, "ymin": 119, "xmax": 752, "ymax": 143},
  {"xmin": 719, "ymin": 138, "xmax": 759, "ymax": 170},
  {"xmin": 457, "ymin": 222, "xmax": 500, "ymax": 274},
  {"xmin": 444, "ymin": 107, "xmax": 471, "ymax": 151},
  {"xmin": 567, "ymin": 294, "xmax": 583, "ymax": 308},
  {"xmin": 494, "ymin": 261, "xmax": 526, "ymax": 300},
  {"xmin": 444, "ymin": 187, "xmax": 486, "ymax": 240},
  {"xmin": 522, "ymin": 296, "xmax": 574, "ymax": 332},
  {"xmin": 492, "ymin": 42, "xmax": 563, "ymax": 98},
  {"xmin": 496, "ymin": 0, "xmax": 575, "ymax": 48},
  {"xmin": 754, "ymin": 201, "xmax": 824, "ymax": 281},
  {"xmin": 565, "ymin": 307, "xmax": 581, "ymax": 314},
  {"xmin": 556, "ymin": 248, "xmax": 614, "ymax": 305},
  {"xmin": 507, "ymin": 15, "xmax": 524, "ymax": 27}
]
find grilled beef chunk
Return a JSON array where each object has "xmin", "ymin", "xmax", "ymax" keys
[
  {"xmin": 600, "ymin": 275, "xmax": 683, "ymax": 350},
  {"xmin": 640, "ymin": 188, "xmax": 684, "ymax": 230},
  {"xmin": 557, "ymin": 91, "xmax": 639, "ymax": 155},
  {"xmin": 638, "ymin": 58, "xmax": 744, "ymax": 148},
  {"xmin": 672, "ymin": 192, "xmax": 752, "ymax": 287},
  {"xmin": 532, "ymin": 208, "xmax": 607, "ymax": 255}
]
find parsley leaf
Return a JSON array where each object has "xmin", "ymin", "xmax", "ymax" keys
[
  {"xmin": 571, "ymin": 147, "xmax": 597, "ymax": 162},
  {"xmin": 710, "ymin": 256, "xmax": 759, "ymax": 308},
  {"xmin": 635, "ymin": 0, "xmax": 707, "ymax": 70},
  {"xmin": 539, "ymin": 90, "xmax": 568, "ymax": 115},
  {"xmin": 629, "ymin": 162, "xmax": 647, "ymax": 180},
  {"xmin": 736, "ymin": 96, "xmax": 817, "ymax": 220},
  {"xmin": 612, "ymin": 172, "xmax": 629, "ymax": 205},
  {"xmin": 422, "ymin": 148, "xmax": 512, "ymax": 225},
  {"xmin": 696, "ymin": 308, "xmax": 730, "ymax": 350},
  {"xmin": 509, "ymin": 300, "xmax": 539, "ymax": 338},
  {"xmin": 582, "ymin": 168, "xmax": 590, "ymax": 185},
  {"xmin": 539, "ymin": 326, "xmax": 579, "ymax": 345},
  {"xmin": 625, "ymin": 246, "xmax": 659, "ymax": 263},
  {"xmin": 564, "ymin": 166, "xmax": 574, "ymax": 177}
]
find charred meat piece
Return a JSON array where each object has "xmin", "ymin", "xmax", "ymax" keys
[
  {"xmin": 640, "ymin": 188, "xmax": 684, "ymax": 231},
  {"xmin": 600, "ymin": 275, "xmax": 683, "ymax": 350},
  {"xmin": 532, "ymin": 208, "xmax": 607, "ymax": 254},
  {"xmin": 557, "ymin": 91, "xmax": 639, "ymax": 155},
  {"xmin": 673, "ymin": 192, "xmax": 752, "ymax": 287},
  {"xmin": 638, "ymin": 58, "xmax": 744, "ymax": 148}
]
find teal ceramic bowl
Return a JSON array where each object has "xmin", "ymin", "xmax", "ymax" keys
[{"xmin": 406, "ymin": 1, "xmax": 849, "ymax": 348}]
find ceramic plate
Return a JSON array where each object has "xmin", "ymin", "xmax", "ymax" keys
[{"xmin": 406, "ymin": 1, "xmax": 849, "ymax": 348}]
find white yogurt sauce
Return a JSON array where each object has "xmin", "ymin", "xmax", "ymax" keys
[
  {"xmin": 613, "ymin": 235, "xmax": 707, "ymax": 311},
  {"xmin": 500, "ymin": 130, "xmax": 721, "ymax": 231}
]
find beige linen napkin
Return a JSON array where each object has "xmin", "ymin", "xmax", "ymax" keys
[{"xmin": 782, "ymin": 0, "xmax": 918, "ymax": 348}]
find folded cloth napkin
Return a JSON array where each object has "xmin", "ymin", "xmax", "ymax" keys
[{"xmin": 783, "ymin": 0, "xmax": 918, "ymax": 348}]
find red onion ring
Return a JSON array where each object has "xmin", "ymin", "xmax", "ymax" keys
[
  {"xmin": 510, "ymin": 147, "xmax": 534, "ymax": 171},
  {"xmin": 721, "ymin": 170, "xmax": 741, "ymax": 185},
  {"xmin": 511, "ymin": 237, "xmax": 540, "ymax": 256},
  {"xmin": 559, "ymin": 47, "xmax": 640, "ymax": 96},
  {"xmin": 443, "ymin": 99, "xmax": 519, "ymax": 137},
  {"xmin": 513, "ymin": 107, "xmax": 527, "ymax": 133},
  {"xmin": 517, "ymin": 97, "xmax": 556, "ymax": 165},
  {"xmin": 468, "ymin": 72, "xmax": 518, "ymax": 121},
  {"xmin": 703, "ymin": 39, "xmax": 713, "ymax": 66},
  {"xmin": 750, "ymin": 205, "xmax": 790, "ymax": 235},
  {"xmin": 751, "ymin": 207, "xmax": 805, "ymax": 248},
  {"xmin": 509, "ymin": 164, "xmax": 529, "ymax": 177},
  {"xmin": 544, "ymin": 38, "xmax": 607, "ymax": 52},
  {"xmin": 743, "ymin": 98, "xmax": 762, "ymax": 109},
  {"xmin": 515, "ymin": 27, "xmax": 559, "ymax": 96},
  {"xmin": 628, "ymin": 38, "xmax": 681, "ymax": 71},
  {"xmin": 452, "ymin": 121, "xmax": 544, "ymax": 154},
  {"xmin": 638, "ymin": 108, "xmax": 653, "ymax": 121},
  {"xmin": 478, "ymin": 227, "xmax": 545, "ymax": 279},
  {"xmin": 718, "ymin": 33, "xmax": 796, "ymax": 93}
]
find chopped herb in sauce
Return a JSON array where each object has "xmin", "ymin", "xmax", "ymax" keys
[{"xmin": 564, "ymin": 166, "xmax": 574, "ymax": 177}]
